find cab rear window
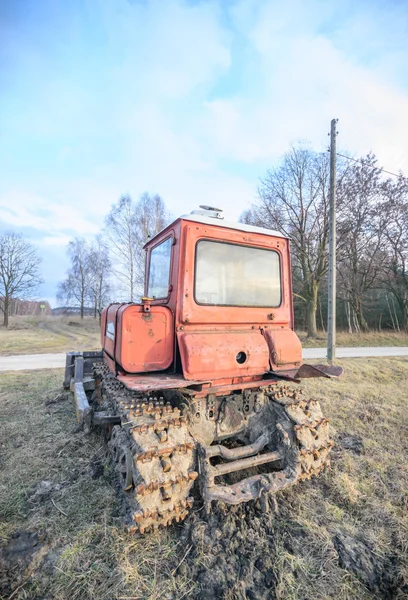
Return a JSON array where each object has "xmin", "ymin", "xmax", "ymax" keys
[{"xmin": 195, "ymin": 240, "xmax": 281, "ymax": 307}]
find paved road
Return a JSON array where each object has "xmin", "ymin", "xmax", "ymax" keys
[
  {"xmin": 0, "ymin": 353, "xmax": 66, "ymax": 372},
  {"xmin": 0, "ymin": 347, "xmax": 407, "ymax": 372},
  {"xmin": 304, "ymin": 346, "xmax": 408, "ymax": 359}
]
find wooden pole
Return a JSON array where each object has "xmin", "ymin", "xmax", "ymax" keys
[{"xmin": 327, "ymin": 119, "xmax": 338, "ymax": 363}]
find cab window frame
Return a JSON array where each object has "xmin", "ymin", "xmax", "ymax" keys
[
  {"xmin": 146, "ymin": 234, "xmax": 174, "ymax": 301},
  {"xmin": 193, "ymin": 238, "xmax": 282, "ymax": 309}
]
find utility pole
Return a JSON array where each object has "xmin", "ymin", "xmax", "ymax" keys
[{"xmin": 327, "ymin": 118, "xmax": 338, "ymax": 364}]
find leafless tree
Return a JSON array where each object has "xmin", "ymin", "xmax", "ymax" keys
[
  {"xmin": 336, "ymin": 154, "xmax": 388, "ymax": 331},
  {"xmin": 57, "ymin": 238, "xmax": 91, "ymax": 319},
  {"xmin": 104, "ymin": 193, "xmax": 169, "ymax": 301},
  {"xmin": 242, "ymin": 146, "xmax": 331, "ymax": 338},
  {"xmin": 382, "ymin": 175, "xmax": 408, "ymax": 329},
  {"xmin": 87, "ymin": 235, "xmax": 112, "ymax": 318},
  {"xmin": 0, "ymin": 231, "xmax": 43, "ymax": 327}
]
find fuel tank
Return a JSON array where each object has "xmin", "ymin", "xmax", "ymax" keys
[{"xmin": 101, "ymin": 303, "xmax": 174, "ymax": 374}]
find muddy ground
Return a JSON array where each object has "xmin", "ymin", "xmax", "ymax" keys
[{"xmin": 1, "ymin": 360, "xmax": 407, "ymax": 599}]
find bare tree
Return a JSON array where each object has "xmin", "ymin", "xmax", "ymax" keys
[
  {"xmin": 0, "ymin": 231, "xmax": 43, "ymax": 327},
  {"xmin": 104, "ymin": 193, "xmax": 169, "ymax": 301},
  {"xmin": 87, "ymin": 235, "xmax": 112, "ymax": 318},
  {"xmin": 336, "ymin": 154, "xmax": 388, "ymax": 331},
  {"xmin": 57, "ymin": 238, "xmax": 91, "ymax": 319},
  {"xmin": 242, "ymin": 146, "xmax": 331, "ymax": 338},
  {"xmin": 382, "ymin": 175, "xmax": 408, "ymax": 329},
  {"xmin": 105, "ymin": 195, "xmax": 138, "ymax": 301}
]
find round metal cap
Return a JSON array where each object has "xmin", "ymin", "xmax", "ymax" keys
[{"xmin": 199, "ymin": 205, "xmax": 223, "ymax": 212}]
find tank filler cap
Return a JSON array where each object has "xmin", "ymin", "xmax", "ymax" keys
[{"xmin": 190, "ymin": 205, "xmax": 224, "ymax": 219}]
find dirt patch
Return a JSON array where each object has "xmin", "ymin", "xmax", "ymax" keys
[
  {"xmin": 337, "ymin": 433, "xmax": 365, "ymax": 454},
  {"xmin": 179, "ymin": 503, "xmax": 278, "ymax": 599},
  {"xmin": 0, "ymin": 531, "xmax": 47, "ymax": 596},
  {"xmin": 333, "ymin": 531, "xmax": 395, "ymax": 595},
  {"xmin": 179, "ymin": 498, "xmax": 404, "ymax": 600}
]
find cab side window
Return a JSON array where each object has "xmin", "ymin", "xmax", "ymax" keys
[{"xmin": 147, "ymin": 237, "xmax": 172, "ymax": 299}]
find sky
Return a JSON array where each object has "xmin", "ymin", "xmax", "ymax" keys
[{"xmin": 1, "ymin": 0, "xmax": 407, "ymax": 306}]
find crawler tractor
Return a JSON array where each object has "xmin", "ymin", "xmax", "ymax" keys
[{"xmin": 65, "ymin": 206, "xmax": 342, "ymax": 534}]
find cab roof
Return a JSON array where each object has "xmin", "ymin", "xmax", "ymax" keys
[
  {"xmin": 144, "ymin": 212, "xmax": 286, "ymax": 249},
  {"xmin": 180, "ymin": 213, "xmax": 286, "ymax": 238}
]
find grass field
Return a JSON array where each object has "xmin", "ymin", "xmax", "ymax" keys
[
  {"xmin": 298, "ymin": 329, "xmax": 408, "ymax": 348},
  {"xmin": 0, "ymin": 316, "xmax": 407, "ymax": 357},
  {"xmin": 0, "ymin": 316, "xmax": 100, "ymax": 356},
  {"xmin": 0, "ymin": 359, "xmax": 407, "ymax": 599}
]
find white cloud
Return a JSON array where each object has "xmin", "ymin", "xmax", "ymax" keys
[
  {"xmin": 0, "ymin": 190, "xmax": 101, "ymax": 237},
  {"xmin": 202, "ymin": 5, "xmax": 408, "ymax": 173},
  {"xmin": 37, "ymin": 235, "xmax": 73, "ymax": 247}
]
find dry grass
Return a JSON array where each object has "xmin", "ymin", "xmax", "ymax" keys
[
  {"xmin": 298, "ymin": 329, "xmax": 408, "ymax": 348},
  {"xmin": 262, "ymin": 357, "xmax": 408, "ymax": 599},
  {"xmin": 0, "ymin": 316, "xmax": 100, "ymax": 356},
  {"xmin": 1, "ymin": 316, "xmax": 407, "ymax": 358},
  {"xmin": 0, "ymin": 370, "xmax": 196, "ymax": 600},
  {"xmin": 0, "ymin": 359, "xmax": 407, "ymax": 599}
]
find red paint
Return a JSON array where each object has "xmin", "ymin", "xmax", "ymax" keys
[
  {"xmin": 102, "ymin": 303, "xmax": 174, "ymax": 373},
  {"xmin": 177, "ymin": 330, "xmax": 270, "ymax": 380},
  {"xmin": 262, "ymin": 328, "xmax": 302, "ymax": 369},
  {"xmin": 102, "ymin": 214, "xmax": 303, "ymax": 391}
]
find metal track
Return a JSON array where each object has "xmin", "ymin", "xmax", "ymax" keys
[
  {"xmin": 94, "ymin": 363, "xmax": 197, "ymax": 534},
  {"xmin": 271, "ymin": 383, "xmax": 334, "ymax": 480},
  {"xmin": 199, "ymin": 384, "xmax": 333, "ymax": 505},
  {"xmin": 93, "ymin": 365, "xmax": 333, "ymax": 532}
]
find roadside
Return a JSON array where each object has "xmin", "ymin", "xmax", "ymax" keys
[
  {"xmin": 0, "ymin": 316, "xmax": 100, "ymax": 356},
  {"xmin": 1, "ymin": 347, "xmax": 408, "ymax": 372},
  {"xmin": 0, "ymin": 359, "xmax": 407, "ymax": 599},
  {"xmin": 0, "ymin": 317, "xmax": 407, "ymax": 357},
  {"xmin": 299, "ymin": 330, "xmax": 408, "ymax": 348},
  {"xmin": 304, "ymin": 346, "xmax": 408, "ymax": 359}
]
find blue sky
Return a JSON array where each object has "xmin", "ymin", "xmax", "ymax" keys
[{"xmin": 1, "ymin": 0, "xmax": 407, "ymax": 306}]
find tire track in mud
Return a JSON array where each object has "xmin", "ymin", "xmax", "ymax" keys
[
  {"xmin": 179, "ymin": 500, "xmax": 280, "ymax": 600},
  {"xmin": 38, "ymin": 320, "xmax": 99, "ymax": 345},
  {"xmin": 175, "ymin": 486, "xmax": 404, "ymax": 600}
]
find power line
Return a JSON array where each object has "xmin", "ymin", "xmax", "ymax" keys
[{"xmin": 334, "ymin": 151, "xmax": 404, "ymax": 178}]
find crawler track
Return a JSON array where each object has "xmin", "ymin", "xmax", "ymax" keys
[
  {"xmin": 93, "ymin": 366, "xmax": 333, "ymax": 533},
  {"xmin": 270, "ymin": 384, "xmax": 334, "ymax": 480},
  {"xmin": 94, "ymin": 363, "xmax": 197, "ymax": 534}
]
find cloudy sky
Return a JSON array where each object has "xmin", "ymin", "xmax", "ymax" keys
[{"xmin": 1, "ymin": 0, "xmax": 407, "ymax": 306}]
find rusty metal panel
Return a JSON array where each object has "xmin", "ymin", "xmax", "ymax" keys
[
  {"xmin": 295, "ymin": 363, "xmax": 344, "ymax": 379},
  {"xmin": 101, "ymin": 303, "xmax": 121, "ymax": 361},
  {"xmin": 117, "ymin": 373, "xmax": 210, "ymax": 392},
  {"xmin": 177, "ymin": 330, "xmax": 270, "ymax": 380},
  {"xmin": 119, "ymin": 305, "xmax": 174, "ymax": 373},
  {"xmin": 102, "ymin": 304, "xmax": 174, "ymax": 373},
  {"xmin": 262, "ymin": 327, "xmax": 302, "ymax": 368}
]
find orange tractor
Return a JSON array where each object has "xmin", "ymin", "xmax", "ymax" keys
[{"xmin": 65, "ymin": 206, "xmax": 342, "ymax": 533}]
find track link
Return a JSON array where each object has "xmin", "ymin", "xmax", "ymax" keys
[
  {"xmin": 94, "ymin": 364, "xmax": 197, "ymax": 534},
  {"xmin": 271, "ymin": 384, "xmax": 334, "ymax": 481}
]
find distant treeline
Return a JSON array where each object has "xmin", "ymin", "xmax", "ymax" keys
[
  {"xmin": 52, "ymin": 306, "xmax": 95, "ymax": 316},
  {"xmin": 0, "ymin": 298, "xmax": 52, "ymax": 317},
  {"xmin": 242, "ymin": 147, "xmax": 408, "ymax": 336}
]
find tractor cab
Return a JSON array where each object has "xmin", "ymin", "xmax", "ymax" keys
[{"xmin": 101, "ymin": 207, "xmax": 321, "ymax": 386}]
